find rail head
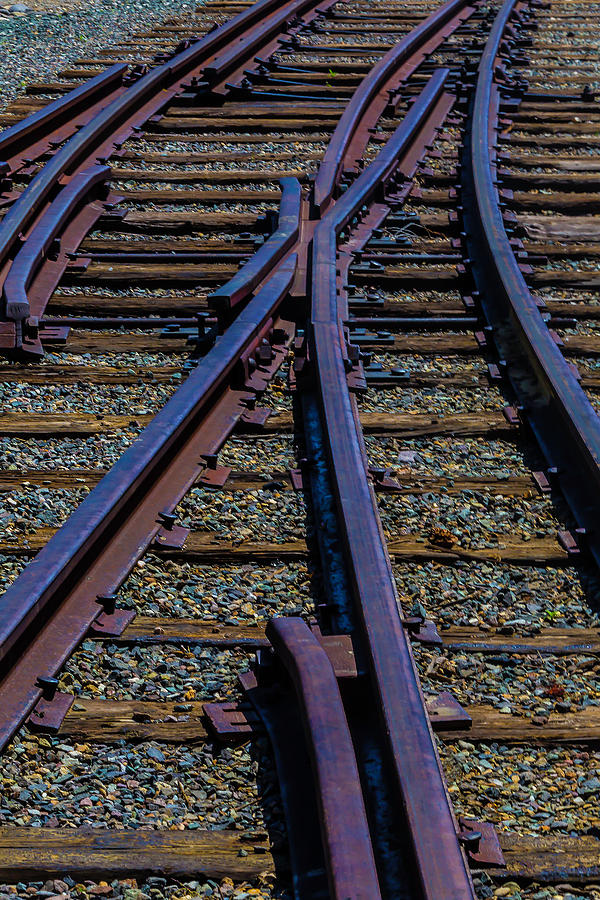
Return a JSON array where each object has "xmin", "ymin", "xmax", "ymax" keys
[
  {"xmin": 0, "ymin": 252, "xmax": 296, "ymax": 676},
  {"xmin": 310, "ymin": 69, "xmax": 476, "ymax": 900},
  {"xmin": 0, "ymin": 0, "xmax": 321, "ymax": 329},
  {"xmin": 3, "ymin": 164, "xmax": 110, "ymax": 322},
  {"xmin": 0, "ymin": 65, "xmax": 127, "ymax": 170},
  {"xmin": 311, "ymin": 0, "xmax": 472, "ymax": 214},
  {"xmin": 467, "ymin": 0, "xmax": 600, "ymax": 553},
  {"xmin": 266, "ymin": 617, "xmax": 382, "ymax": 900},
  {"xmin": 208, "ymin": 177, "xmax": 302, "ymax": 315}
]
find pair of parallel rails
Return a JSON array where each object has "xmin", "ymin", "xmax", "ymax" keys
[{"xmin": 0, "ymin": 0, "xmax": 598, "ymax": 896}]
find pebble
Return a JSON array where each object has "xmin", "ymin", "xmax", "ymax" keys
[
  {"xmin": 176, "ymin": 488, "xmax": 308, "ymax": 544},
  {"xmin": 415, "ymin": 645, "xmax": 600, "ymax": 716},
  {"xmin": 358, "ymin": 383, "xmax": 504, "ymax": 415},
  {"xmin": 377, "ymin": 488, "xmax": 570, "ymax": 549},
  {"xmin": 0, "ymin": 732, "xmax": 284, "ymax": 833},
  {"xmin": 217, "ymin": 437, "xmax": 296, "ymax": 473},
  {"xmin": 0, "ymin": 382, "xmax": 177, "ymax": 416},
  {"xmin": 59, "ymin": 644, "xmax": 253, "ymax": 702},
  {"xmin": 365, "ymin": 435, "xmax": 545, "ymax": 477},
  {"xmin": 0, "ymin": 0, "xmax": 198, "ymax": 110},
  {"xmin": 119, "ymin": 556, "xmax": 318, "ymax": 622},
  {"xmin": 442, "ymin": 742, "xmax": 600, "ymax": 836},
  {"xmin": 393, "ymin": 561, "xmax": 599, "ymax": 629},
  {"xmin": 0, "ymin": 486, "xmax": 90, "ymax": 538},
  {"xmin": 0, "ymin": 875, "xmax": 288, "ymax": 899}
]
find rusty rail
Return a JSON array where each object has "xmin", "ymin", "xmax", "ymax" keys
[
  {"xmin": 266, "ymin": 618, "xmax": 382, "ymax": 899},
  {"xmin": 462, "ymin": 0, "xmax": 600, "ymax": 566},
  {"xmin": 3, "ymin": 165, "xmax": 110, "ymax": 322},
  {"xmin": 0, "ymin": 168, "xmax": 300, "ymax": 746},
  {"xmin": 0, "ymin": 0, "xmax": 325, "ymax": 345},
  {"xmin": 312, "ymin": 0, "xmax": 476, "ymax": 213},
  {"xmin": 310, "ymin": 69, "xmax": 477, "ymax": 899},
  {"xmin": 208, "ymin": 176, "xmax": 302, "ymax": 315},
  {"xmin": 0, "ymin": 65, "xmax": 127, "ymax": 172}
]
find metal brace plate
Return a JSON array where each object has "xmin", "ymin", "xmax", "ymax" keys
[
  {"xmin": 427, "ymin": 691, "xmax": 472, "ymax": 730},
  {"xmin": 532, "ymin": 470, "xmax": 551, "ymax": 494},
  {"xmin": 28, "ymin": 691, "xmax": 74, "ymax": 733},
  {"xmin": 198, "ymin": 465, "xmax": 232, "ymax": 487},
  {"xmin": 289, "ymin": 468, "xmax": 304, "ymax": 491},
  {"xmin": 39, "ymin": 326, "xmax": 70, "ymax": 345},
  {"xmin": 240, "ymin": 407, "xmax": 272, "ymax": 428},
  {"xmin": 88, "ymin": 608, "xmax": 136, "ymax": 637},
  {"xmin": 203, "ymin": 701, "xmax": 261, "ymax": 740},
  {"xmin": 558, "ymin": 529, "xmax": 581, "ymax": 556},
  {"xmin": 402, "ymin": 617, "xmax": 443, "ymax": 646},
  {"xmin": 154, "ymin": 523, "xmax": 190, "ymax": 550},
  {"xmin": 458, "ymin": 817, "xmax": 505, "ymax": 867}
]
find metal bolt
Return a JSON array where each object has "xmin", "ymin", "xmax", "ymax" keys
[
  {"xmin": 36, "ymin": 676, "xmax": 59, "ymax": 701},
  {"xmin": 96, "ymin": 594, "xmax": 117, "ymax": 615}
]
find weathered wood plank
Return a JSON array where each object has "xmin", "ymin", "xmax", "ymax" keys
[
  {"xmin": 496, "ymin": 831, "xmax": 600, "ymax": 884},
  {"xmin": 116, "ymin": 616, "xmax": 269, "ymax": 647},
  {"xmin": 0, "ymin": 530, "xmax": 570, "ymax": 564},
  {"xmin": 0, "ymin": 413, "xmax": 152, "ymax": 436},
  {"xmin": 0, "ymin": 410, "xmax": 517, "ymax": 438},
  {"xmin": 0, "ymin": 469, "xmax": 541, "ymax": 497},
  {"xmin": 107, "ymin": 619, "xmax": 600, "ymax": 656},
  {"xmin": 0, "ymin": 827, "xmax": 277, "ymax": 881},
  {"xmin": 55, "ymin": 695, "xmax": 600, "ymax": 746},
  {"xmin": 520, "ymin": 215, "xmax": 600, "ymax": 242},
  {"xmin": 47, "ymin": 294, "xmax": 208, "ymax": 314},
  {"xmin": 0, "ymin": 365, "xmax": 182, "ymax": 384},
  {"xmin": 58, "ymin": 698, "xmax": 211, "ymax": 742},
  {"xmin": 437, "ymin": 704, "xmax": 600, "ymax": 745},
  {"xmin": 441, "ymin": 626, "xmax": 600, "ymax": 656},
  {"xmin": 263, "ymin": 409, "xmax": 517, "ymax": 437}
]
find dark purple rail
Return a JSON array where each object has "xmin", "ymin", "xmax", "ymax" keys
[
  {"xmin": 266, "ymin": 618, "xmax": 381, "ymax": 900},
  {"xmin": 0, "ymin": 64, "xmax": 127, "ymax": 169},
  {"xmin": 3, "ymin": 165, "xmax": 109, "ymax": 321},
  {"xmin": 208, "ymin": 176, "xmax": 301, "ymax": 314},
  {"xmin": 0, "ymin": 0, "xmax": 321, "ymax": 318},
  {"xmin": 203, "ymin": 0, "xmax": 336, "ymax": 81},
  {"xmin": 312, "ymin": 0, "xmax": 472, "ymax": 213},
  {"xmin": 0, "ymin": 233, "xmax": 295, "ymax": 673},
  {"xmin": 466, "ymin": 0, "xmax": 600, "ymax": 562},
  {"xmin": 311, "ymin": 69, "xmax": 476, "ymax": 899}
]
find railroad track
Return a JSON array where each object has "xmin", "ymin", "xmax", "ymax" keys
[{"xmin": 0, "ymin": 0, "xmax": 599, "ymax": 897}]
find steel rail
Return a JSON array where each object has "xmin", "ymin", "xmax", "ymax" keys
[
  {"xmin": 4, "ymin": 165, "xmax": 110, "ymax": 321},
  {"xmin": 311, "ymin": 0, "xmax": 475, "ymax": 214},
  {"xmin": 5, "ymin": 173, "xmax": 297, "ymax": 335},
  {"xmin": 311, "ymin": 68, "xmax": 476, "ymax": 899},
  {"xmin": 463, "ymin": 0, "xmax": 600, "ymax": 566},
  {"xmin": 266, "ymin": 618, "xmax": 382, "ymax": 900},
  {"xmin": 0, "ymin": 173, "xmax": 301, "ymax": 748},
  {"xmin": 0, "ymin": 65, "xmax": 127, "ymax": 172},
  {"xmin": 0, "ymin": 0, "xmax": 324, "ymax": 320},
  {"xmin": 208, "ymin": 177, "xmax": 302, "ymax": 315}
]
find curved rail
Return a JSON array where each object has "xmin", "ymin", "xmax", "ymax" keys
[
  {"xmin": 266, "ymin": 618, "xmax": 381, "ymax": 900},
  {"xmin": 0, "ymin": 0, "xmax": 323, "ymax": 321},
  {"xmin": 311, "ymin": 69, "xmax": 476, "ymax": 899},
  {"xmin": 3, "ymin": 164, "xmax": 110, "ymax": 321},
  {"xmin": 0, "ymin": 65, "xmax": 127, "ymax": 170},
  {"xmin": 0, "ymin": 175, "xmax": 301, "ymax": 747},
  {"xmin": 312, "ymin": 0, "xmax": 473, "ymax": 213},
  {"xmin": 208, "ymin": 177, "xmax": 302, "ymax": 314},
  {"xmin": 465, "ymin": 0, "xmax": 600, "ymax": 563}
]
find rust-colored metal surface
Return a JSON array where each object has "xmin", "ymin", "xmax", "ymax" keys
[{"xmin": 310, "ymin": 70, "xmax": 477, "ymax": 899}]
